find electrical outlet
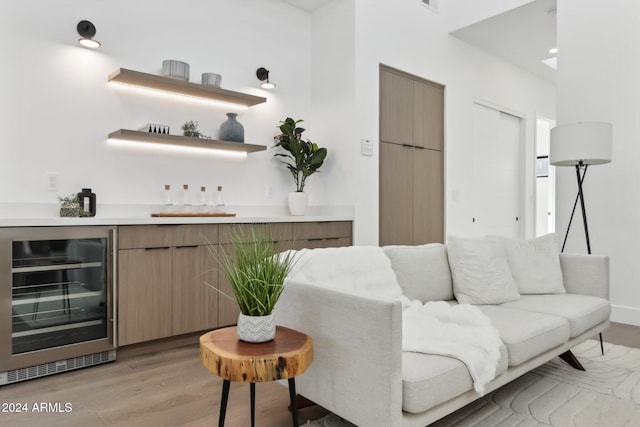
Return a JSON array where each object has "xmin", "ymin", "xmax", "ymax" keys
[{"xmin": 46, "ymin": 173, "xmax": 59, "ymax": 192}]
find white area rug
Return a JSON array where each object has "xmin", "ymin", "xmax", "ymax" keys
[{"xmin": 307, "ymin": 340, "xmax": 640, "ymax": 426}]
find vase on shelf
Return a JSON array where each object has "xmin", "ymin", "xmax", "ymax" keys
[
  {"xmin": 219, "ymin": 113, "xmax": 244, "ymax": 142},
  {"xmin": 288, "ymin": 191, "xmax": 308, "ymax": 216}
]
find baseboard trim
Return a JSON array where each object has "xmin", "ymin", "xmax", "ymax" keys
[{"xmin": 611, "ymin": 304, "xmax": 640, "ymax": 326}]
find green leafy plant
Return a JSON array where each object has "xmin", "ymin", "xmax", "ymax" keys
[
  {"xmin": 57, "ymin": 194, "xmax": 89, "ymax": 217},
  {"xmin": 273, "ymin": 117, "xmax": 328, "ymax": 192},
  {"xmin": 203, "ymin": 225, "xmax": 296, "ymax": 316},
  {"xmin": 181, "ymin": 120, "xmax": 201, "ymax": 137}
]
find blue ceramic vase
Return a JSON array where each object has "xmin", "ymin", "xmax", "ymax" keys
[{"xmin": 219, "ymin": 113, "xmax": 244, "ymax": 142}]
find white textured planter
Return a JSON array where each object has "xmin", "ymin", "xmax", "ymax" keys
[
  {"xmin": 288, "ymin": 191, "xmax": 308, "ymax": 216},
  {"xmin": 237, "ymin": 313, "xmax": 276, "ymax": 343}
]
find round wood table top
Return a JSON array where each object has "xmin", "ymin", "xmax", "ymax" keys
[{"xmin": 200, "ymin": 326, "xmax": 313, "ymax": 383}]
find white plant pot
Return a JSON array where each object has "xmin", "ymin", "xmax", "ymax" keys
[
  {"xmin": 288, "ymin": 191, "xmax": 308, "ymax": 216},
  {"xmin": 237, "ymin": 313, "xmax": 276, "ymax": 343}
]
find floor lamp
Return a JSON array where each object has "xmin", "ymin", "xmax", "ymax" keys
[{"xmin": 550, "ymin": 121, "xmax": 612, "ymax": 355}]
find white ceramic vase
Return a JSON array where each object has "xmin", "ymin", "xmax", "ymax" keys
[
  {"xmin": 288, "ymin": 191, "xmax": 308, "ymax": 216},
  {"xmin": 237, "ymin": 313, "xmax": 276, "ymax": 343}
]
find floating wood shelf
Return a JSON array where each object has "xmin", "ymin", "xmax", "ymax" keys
[
  {"xmin": 108, "ymin": 68, "xmax": 267, "ymax": 107},
  {"xmin": 108, "ymin": 129, "xmax": 267, "ymax": 153}
]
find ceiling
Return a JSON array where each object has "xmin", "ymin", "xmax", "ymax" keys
[
  {"xmin": 280, "ymin": 0, "xmax": 331, "ymax": 12},
  {"xmin": 450, "ymin": 0, "xmax": 558, "ymax": 83},
  {"xmin": 280, "ymin": 0, "xmax": 557, "ymax": 83}
]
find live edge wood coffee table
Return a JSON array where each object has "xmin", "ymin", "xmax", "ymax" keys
[{"xmin": 200, "ymin": 326, "xmax": 313, "ymax": 427}]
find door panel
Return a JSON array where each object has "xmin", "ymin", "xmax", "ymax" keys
[
  {"xmin": 414, "ymin": 149, "xmax": 444, "ymax": 244},
  {"xmin": 379, "ymin": 142, "xmax": 414, "ymax": 245},
  {"xmin": 414, "ymin": 80, "xmax": 444, "ymax": 150},
  {"xmin": 380, "ymin": 68, "xmax": 413, "ymax": 145}
]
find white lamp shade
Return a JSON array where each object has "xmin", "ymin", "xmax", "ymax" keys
[{"xmin": 550, "ymin": 122, "xmax": 612, "ymax": 166}]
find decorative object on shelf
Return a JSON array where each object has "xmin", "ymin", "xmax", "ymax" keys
[
  {"xmin": 163, "ymin": 184, "xmax": 173, "ymax": 213},
  {"xmin": 256, "ymin": 67, "xmax": 275, "ymax": 89},
  {"xmin": 215, "ymin": 185, "xmax": 225, "ymax": 213},
  {"xmin": 274, "ymin": 117, "xmax": 328, "ymax": 215},
  {"xmin": 181, "ymin": 120, "xmax": 201, "ymax": 138},
  {"xmin": 140, "ymin": 123, "xmax": 170, "ymax": 134},
  {"xmin": 76, "ymin": 20, "xmax": 101, "ymax": 49},
  {"xmin": 203, "ymin": 225, "xmax": 297, "ymax": 343},
  {"xmin": 58, "ymin": 194, "xmax": 88, "ymax": 217},
  {"xmin": 219, "ymin": 113, "xmax": 244, "ymax": 142},
  {"xmin": 202, "ymin": 72, "xmax": 222, "ymax": 87},
  {"xmin": 162, "ymin": 59, "xmax": 190, "ymax": 81},
  {"xmin": 76, "ymin": 188, "xmax": 97, "ymax": 217}
]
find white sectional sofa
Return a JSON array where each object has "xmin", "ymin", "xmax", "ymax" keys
[{"xmin": 273, "ymin": 235, "xmax": 610, "ymax": 427}]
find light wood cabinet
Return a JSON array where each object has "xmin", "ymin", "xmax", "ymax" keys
[
  {"xmin": 379, "ymin": 65, "xmax": 444, "ymax": 246},
  {"xmin": 118, "ymin": 248, "xmax": 172, "ymax": 345},
  {"xmin": 117, "ymin": 220, "xmax": 352, "ymax": 344},
  {"xmin": 117, "ymin": 225, "xmax": 219, "ymax": 346}
]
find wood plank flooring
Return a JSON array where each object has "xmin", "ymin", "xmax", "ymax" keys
[{"xmin": 0, "ymin": 322, "xmax": 637, "ymax": 427}]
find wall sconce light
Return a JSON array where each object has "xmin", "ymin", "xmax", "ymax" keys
[
  {"xmin": 256, "ymin": 67, "xmax": 276, "ymax": 89},
  {"xmin": 77, "ymin": 20, "xmax": 101, "ymax": 48}
]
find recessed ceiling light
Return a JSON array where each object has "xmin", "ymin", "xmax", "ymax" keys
[{"xmin": 549, "ymin": 47, "xmax": 558, "ymax": 54}]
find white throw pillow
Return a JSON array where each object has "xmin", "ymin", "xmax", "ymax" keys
[
  {"xmin": 447, "ymin": 236, "xmax": 520, "ymax": 304},
  {"xmin": 383, "ymin": 244, "xmax": 453, "ymax": 302},
  {"xmin": 492, "ymin": 233, "xmax": 565, "ymax": 294}
]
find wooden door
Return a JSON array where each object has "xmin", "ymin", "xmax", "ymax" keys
[
  {"xmin": 413, "ymin": 80, "xmax": 444, "ymax": 150},
  {"xmin": 379, "ymin": 142, "xmax": 414, "ymax": 245},
  {"xmin": 380, "ymin": 68, "xmax": 413, "ymax": 145},
  {"xmin": 172, "ymin": 245, "xmax": 218, "ymax": 335},
  {"xmin": 217, "ymin": 244, "xmax": 240, "ymax": 327},
  {"xmin": 118, "ymin": 248, "xmax": 172, "ymax": 345},
  {"xmin": 413, "ymin": 148, "xmax": 444, "ymax": 244}
]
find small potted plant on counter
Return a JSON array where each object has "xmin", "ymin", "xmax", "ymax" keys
[
  {"xmin": 273, "ymin": 117, "xmax": 328, "ymax": 215},
  {"xmin": 58, "ymin": 194, "xmax": 88, "ymax": 217},
  {"xmin": 204, "ymin": 225, "xmax": 297, "ymax": 343}
]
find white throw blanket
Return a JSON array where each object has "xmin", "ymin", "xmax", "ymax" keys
[{"xmin": 400, "ymin": 296, "xmax": 503, "ymax": 394}]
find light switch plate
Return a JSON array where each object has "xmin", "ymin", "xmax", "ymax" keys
[{"xmin": 360, "ymin": 139, "xmax": 373, "ymax": 156}]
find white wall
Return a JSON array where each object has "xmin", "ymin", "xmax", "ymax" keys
[
  {"xmin": 351, "ymin": 0, "xmax": 556, "ymax": 244},
  {"xmin": 448, "ymin": 0, "xmax": 536, "ymax": 31},
  {"xmin": 0, "ymin": 0, "xmax": 323, "ymax": 209},
  {"xmin": 556, "ymin": 0, "xmax": 640, "ymax": 325}
]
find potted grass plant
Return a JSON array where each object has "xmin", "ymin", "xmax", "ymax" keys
[
  {"xmin": 274, "ymin": 117, "xmax": 328, "ymax": 215},
  {"xmin": 204, "ymin": 225, "xmax": 296, "ymax": 343}
]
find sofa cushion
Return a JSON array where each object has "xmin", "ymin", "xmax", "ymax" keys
[
  {"xmin": 285, "ymin": 246, "xmax": 403, "ymax": 300},
  {"xmin": 383, "ymin": 244, "xmax": 453, "ymax": 302},
  {"xmin": 447, "ymin": 236, "xmax": 520, "ymax": 304},
  {"xmin": 402, "ymin": 344, "xmax": 509, "ymax": 414},
  {"xmin": 476, "ymin": 305, "xmax": 570, "ymax": 366},
  {"xmin": 501, "ymin": 294, "xmax": 610, "ymax": 337},
  {"xmin": 493, "ymin": 233, "xmax": 565, "ymax": 294}
]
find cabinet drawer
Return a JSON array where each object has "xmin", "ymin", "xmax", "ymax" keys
[
  {"xmin": 293, "ymin": 221, "xmax": 352, "ymax": 240},
  {"xmin": 118, "ymin": 224, "xmax": 218, "ymax": 249},
  {"xmin": 218, "ymin": 223, "xmax": 293, "ymax": 244}
]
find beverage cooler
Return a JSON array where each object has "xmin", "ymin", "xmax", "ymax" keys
[{"xmin": 0, "ymin": 226, "xmax": 116, "ymax": 385}]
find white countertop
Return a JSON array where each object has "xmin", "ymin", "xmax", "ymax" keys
[{"xmin": 0, "ymin": 203, "xmax": 354, "ymax": 227}]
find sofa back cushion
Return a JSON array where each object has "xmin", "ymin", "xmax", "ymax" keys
[
  {"xmin": 492, "ymin": 233, "xmax": 565, "ymax": 294},
  {"xmin": 383, "ymin": 244, "xmax": 453, "ymax": 302},
  {"xmin": 285, "ymin": 246, "xmax": 403, "ymax": 301},
  {"xmin": 447, "ymin": 236, "xmax": 520, "ymax": 304}
]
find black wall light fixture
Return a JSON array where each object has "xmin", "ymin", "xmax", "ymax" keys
[
  {"xmin": 256, "ymin": 67, "xmax": 275, "ymax": 89},
  {"xmin": 77, "ymin": 20, "xmax": 101, "ymax": 48}
]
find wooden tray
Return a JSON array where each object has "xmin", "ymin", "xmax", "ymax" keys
[{"xmin": 151, "ymin": 212, "xmax": 236, "ymax": 217}]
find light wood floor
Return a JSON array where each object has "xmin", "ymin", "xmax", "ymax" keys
[{"xmin": 0, "ymin": 322, "xmax": 637, "ymax": 427}]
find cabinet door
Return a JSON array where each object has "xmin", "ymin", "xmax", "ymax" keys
[
  {"xmin": 118, "ymin": 248, "xmax": 172, "ymax": 345},
  {"xmin": 413, "ymin": 80, "xmax": 444, "ymax": 150},
  {"xmin": 172, "ymin": 246, "xmax": 218, "ymax": 335},
  {"xmin": 379, "ymin": 142, "xmax": 414, "ymax": 245},
  {"xmin": 380, "ymin": 68, "xmax": 413, "ymax": 145},
  {"xmin": 413, "ymin": 149, "xmax": 444, "ymax": 244}
]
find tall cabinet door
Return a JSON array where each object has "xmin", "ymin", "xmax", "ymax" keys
[
  {"xmin": 380, "ymin": 68, "xmax": 414, "ymax": 145},
  {"xmin": 379, "ymin": 142, "xmax": 414, "ymax": 245},
  {"xmin": 414, "ymin": 80, "xmax": 444, "ymax": 150},
  {"xmin": 413, "ymin": 149, "xmax": 444, "ymax": 244},
  {"xmin": 118, "ymin": 248, "xmax": 172, "ymax": 345},
  {"xmin": 172, "ymin": 246, "xmax": 218, "ymax": 335}
]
